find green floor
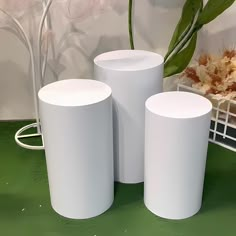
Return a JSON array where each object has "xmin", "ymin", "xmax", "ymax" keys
[{"xmin": 0, "ymin": 121, "xmax": 236, "ymax": 236}]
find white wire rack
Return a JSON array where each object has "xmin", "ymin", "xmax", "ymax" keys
[{"xmin": 177, "ymin": 84, "xmax": 236, "ymax": 152}]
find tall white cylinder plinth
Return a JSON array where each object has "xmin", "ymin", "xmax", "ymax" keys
[
  {"xmin": 38, "ymin": 79, "xmax": 114, "ymax": 219},
  {"xmin": 144, "ymin": 91, "xmax": 212, "ymax": 220},
  {"xmin": 94, "ymin": 50, "xmax": 164, "ymax": 183}
]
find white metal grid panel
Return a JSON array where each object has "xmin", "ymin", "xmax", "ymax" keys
[{"xmin": 177, "ymin": 84, "xmax": 236, "ymax": 152}]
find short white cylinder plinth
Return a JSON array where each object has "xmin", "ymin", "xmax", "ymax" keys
[
  {"xmin": 144, "ymin": 91, "xmax": 212, "ymax": 220},
  {"xmin": 94, "ymin": 50, "xmax": 164, "ymax": 183},
  {"xmin": 38, "ymin": 79, "xmax": 114, "ymax": 219}
]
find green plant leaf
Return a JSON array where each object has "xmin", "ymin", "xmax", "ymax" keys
[
  {"xmin": 197, "ymin": 0, "xmax": 235, "ymax": 25},
  {"xmin": 167, "ymin": 0, "xmax": 202, "ymax": 54},
  {"xmin": 164, "ymin": 33, "xmax": 197, "ymax": 77}
]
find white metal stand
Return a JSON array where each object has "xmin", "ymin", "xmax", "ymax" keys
[
  {"xmin": 14, "ymin": 123, "xmax": 44, "ymax": 150},
  {"xmin": 0, "ymin": 0, "xmax": 53, "ymax": 150}
]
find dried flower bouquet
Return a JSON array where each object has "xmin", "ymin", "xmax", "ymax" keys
[{"xmin": 179, "ymin": 49, "xmax": 236, "ymax": 124}]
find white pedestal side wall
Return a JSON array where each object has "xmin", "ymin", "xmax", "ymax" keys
[
  {"xmin": 94, "ymin": 50, "xmax": 164, "ymax": 183},
  {"xmin": 38, "ymin": 79, "xmax": 114, "ymax": 219},
  {"xmin": 144, "ymin": 91, "xmax": 212, "ymax": 219}
]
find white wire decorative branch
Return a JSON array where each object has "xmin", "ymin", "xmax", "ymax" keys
[
  {"xmin": 0, "ymin": 8, "xmax": 40, "ymax": 132},
  {"xmin": 38, "ymin": 0, "xmax": 53, "ymax": 87},
  {"xmin": 0, "ymin": 0, "xmax": 54, "ymax": 150},
  {"xmin": 41, "ymin": 0, "xmax": 51, "ymax": 81}
]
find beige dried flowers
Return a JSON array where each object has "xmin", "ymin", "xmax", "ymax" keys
[{"xmin": 180, "ymin": 49, "xmax": 236, "ymax": 101}]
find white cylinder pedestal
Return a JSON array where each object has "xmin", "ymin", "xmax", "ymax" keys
[
  {"xmin": 144, "ymin": 91, "xmax": 212, "ymax": 220},
  {"xmin": 38, "ymin": 79, "xmax": 114, "ymax": 219},
  {"xmin": 94, "ymin": 50, "xmax": 164, "ymax": 183}
]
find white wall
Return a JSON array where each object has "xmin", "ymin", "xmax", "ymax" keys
[
  {"xmin": 202, "ymin": 1, "xmax": 236, "ymax": 54},
  {"xmin": 0, "ymin": 0, "xmax": 235, "ymax": 120}
]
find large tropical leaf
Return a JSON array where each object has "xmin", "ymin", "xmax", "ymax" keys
[
  {"xmin": 164, "ymin": 33, "xmax": 197, "ymax": 77},
  {"xmin": 167, "ymin": 0, "xmax": 202, "ymax": 54},
  {"xmin": 197, "ymin": 0, "xmax": 235, "ymax": 25}
]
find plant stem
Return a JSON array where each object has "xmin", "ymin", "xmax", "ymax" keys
[
  {"xmin": 165, "ymin": 24, "xmax": 202, "ymax": 65},
  {"xmin": 128, "ymin": 0, "xmax": 134, "ymax": 49},
  {"xmin": 173, "ymin": 28, "xmax": 196, "ymax": 56},
  {"xmin": 164, "ymin": 7, "xmax": 198, "ymax": 63},
  {"xmin": 164, "ymin": 23, "xmax": 192, "ymax": 62},
  {"xmin": 165, "ymin": 2, "xmax": 204, "ymax": 63},
  {"xmin": 164, "ymin": 29, "xmax": 196, "ymax": 68}
]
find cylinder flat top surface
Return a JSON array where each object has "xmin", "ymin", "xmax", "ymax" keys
[
  {"xmin": 38, "ymin": 79, "xmax": 111, "ymax": 106},
  {"xmin": 146, "ymin": 91, "xmax": 212, "ymax": 119},
  {"xmin": 94, "ymin": 50, "xmax": 164, "ymax": 71}
]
